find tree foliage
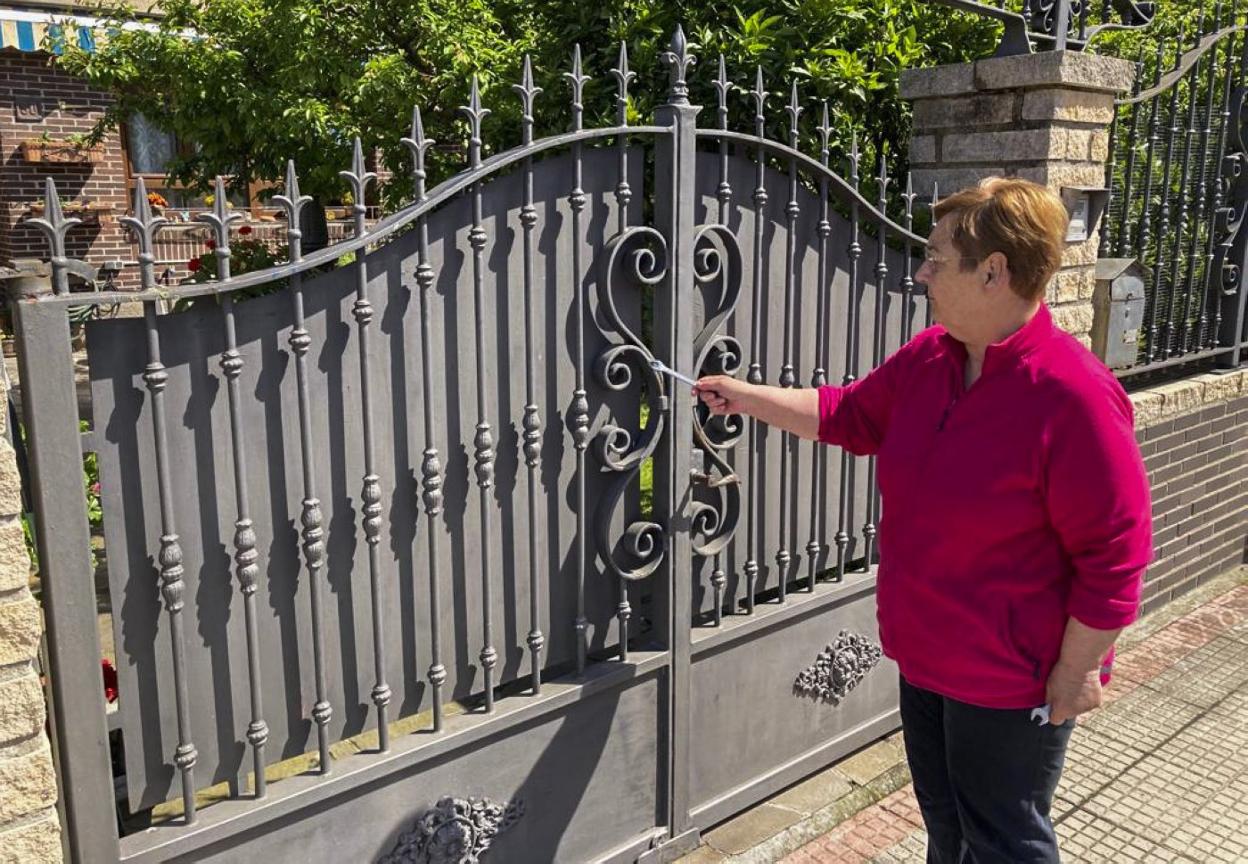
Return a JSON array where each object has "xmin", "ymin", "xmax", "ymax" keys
[{"xmin": 55, "ymin": 1, "xmax": 1008, "ymax": 204}]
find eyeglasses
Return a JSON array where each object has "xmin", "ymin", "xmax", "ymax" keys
[{"xmin": 921, "ymin": 249, "xmax": 981, "ymax": 268}]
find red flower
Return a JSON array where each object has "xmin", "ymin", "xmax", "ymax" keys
[
  {"xmin": 90, "ymin": 482, "xmax": 100, "ymax": 495},
  {"xmin": 188, "ymin": 258, "xmax": 202, "ymax": 273},
  {"xmin": 239, "ymin": 225, "xmax": 253, "ymax": 236},
  {"xmin": 206, "ymin": 238, "xmax": 216, "ymax": 250},
  {"xmin": 101, "ymin": 658, "xmax": 118, "ymax": 703}
]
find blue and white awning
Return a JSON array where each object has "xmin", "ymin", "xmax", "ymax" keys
[{"xmin": 0, "ymin": 8, "xmax": 161, "ymax": 54}]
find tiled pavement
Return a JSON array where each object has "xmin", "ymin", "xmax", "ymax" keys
[{"xmin": 679, "ymin": 566, "xmax": 1248, "ymax": 863}]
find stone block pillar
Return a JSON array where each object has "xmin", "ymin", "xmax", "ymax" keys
[
  {"xmin": 900, "ymin": 52, "xmax": 1136, "ymax": 345},
  {"xmin": 0, "ymin": 378, "xmax": 63, "ymax": 862}
]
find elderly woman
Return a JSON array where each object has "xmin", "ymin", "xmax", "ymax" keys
[{"xmin": 694, "ymin": 178, "xmax": 1151, "ymax": 863}]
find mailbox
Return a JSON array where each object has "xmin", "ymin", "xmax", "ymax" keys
[{"xmin": 1091, "ymin": 258, "xmax": 1149, "ymax": 369}]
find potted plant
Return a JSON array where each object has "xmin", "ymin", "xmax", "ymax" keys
[{"xmin": 19, "ymin": 133, "xmax": 105, "ymax": 165}]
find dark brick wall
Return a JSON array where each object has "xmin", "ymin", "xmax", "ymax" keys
[
  {"xmin": 0, "ymin": 50, "xmax": 135, "ymax": 287},
  {"xmin": 1137, "ymin": 394, "xmax": 1248, "ymax": 616}
]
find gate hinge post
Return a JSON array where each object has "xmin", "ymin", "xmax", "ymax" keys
[{"xmin": 637, "ymin": 827, "xmax": 701, "ymax": 864}]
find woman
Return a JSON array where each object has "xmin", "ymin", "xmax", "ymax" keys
[{"xmin": 693, "ymin": 178, "xmax": 1151, "ymax": 863}]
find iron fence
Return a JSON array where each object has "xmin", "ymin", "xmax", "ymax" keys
[
  {"xmin": 14, "ymin": 27, "xmax": 925, "ymax": 864},
  {"xmin": 1100, "ymin": 11, "xmax": 1248, "ymax": 376},
  {"xmin": 929, "ymin": 0, "xmax": 1154, "ymax": 56}
]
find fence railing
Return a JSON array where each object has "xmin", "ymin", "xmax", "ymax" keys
[
  {"xmin": 1100, "ymin": 14, "xmax": 1248, "ymax": 376},
  {"xmin": 929, "ymin": 0, "xmax": 1154, "ymax": 56}
]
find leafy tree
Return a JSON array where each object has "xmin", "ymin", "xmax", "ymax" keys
[{"xmin": 58, "ymin": 0, "xmax": 1005, "ymax": 207}]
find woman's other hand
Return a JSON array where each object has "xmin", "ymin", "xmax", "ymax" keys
[{"xmin": 1045, "ymin": 661, "xmax": 1103, "ymax": 725}]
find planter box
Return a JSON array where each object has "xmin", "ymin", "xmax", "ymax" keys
[{"xmin": 19, "ymin": 140, "xmax": 106, "ymax": 164}]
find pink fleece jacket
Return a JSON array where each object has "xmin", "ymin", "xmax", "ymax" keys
[{"xmin": 818, "ymin": 304, "xmax": 1152, "ymax": 709}]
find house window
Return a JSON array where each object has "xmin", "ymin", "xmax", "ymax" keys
[{"xmin": 125, "ymin": 114, "xmax": 177, "ymax": 175}]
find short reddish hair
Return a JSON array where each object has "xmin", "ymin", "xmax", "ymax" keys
[{"xmin": 933, "ymin": 178, "xmax": 1068, "ymax": 302}]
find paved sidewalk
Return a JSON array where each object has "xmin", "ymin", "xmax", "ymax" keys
[{"xmin": 680, "ymin": 565, "xmax": 1248, "ymax": 863}]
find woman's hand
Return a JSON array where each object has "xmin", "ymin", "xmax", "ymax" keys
[
  {"xmin": 1045, "ymin": 661, "xmax": 1102, "ymax": 725},
  {"xmin": 692, "ymin": 375, "xmax": 756, "ymax": 416}
]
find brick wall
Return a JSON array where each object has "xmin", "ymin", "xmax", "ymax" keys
[
  {"xmin": 0, "ymin": 378, "xmax": 63, "ymax": 863},
  {"xmin": 0, "ymin": 49, "xmax": 133, "ymax": 288},
  {"xmin": 1132, "ymin": 370, "xmax": 1248, "ymax": 616}
]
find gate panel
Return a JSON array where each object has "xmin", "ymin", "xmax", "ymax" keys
[
  {"xmin": 87, "ymin": 148, "xmax": 647, "ymax": 812},
  {"xmin": 688, "ymin": 577, "xmax": 898, "ymax": 817}
]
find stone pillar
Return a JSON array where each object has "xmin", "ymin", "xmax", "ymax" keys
[
  {"xmin": 0, "ymin": 376, "xmax": 63, "ymax": 860},
  {"xmin": 900, "ymin": 52, "xmax": 1136, "ymax": 346}
]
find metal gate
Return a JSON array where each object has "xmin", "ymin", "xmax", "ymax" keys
[{"xmin": 13, "ymin": 28, "xmax": 928, "ymax": 863}]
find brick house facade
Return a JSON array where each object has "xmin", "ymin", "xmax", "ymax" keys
[{"xmin": 0, "ymin": 46, "xmax": 135, "ymax": 286}]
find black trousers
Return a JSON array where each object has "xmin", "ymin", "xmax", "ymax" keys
[{"xmin": 899, "ymin": 675, "xmax": 1074, "ymax": 864}]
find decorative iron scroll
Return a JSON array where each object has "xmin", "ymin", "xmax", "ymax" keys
[
  {"xmin": 794, "ymin": 631, "xmax": 883, "ymax": 705},
  {"xmin": 593, "ymin": 226, "xmax": 669, "ymax": 581},
  {"xmin": 379, "ymin": 796, "xmax": 524, "ymax": 864},
  {"xmin": 689, "ymin": 223, "xmax": 743, "ymax": 559}
]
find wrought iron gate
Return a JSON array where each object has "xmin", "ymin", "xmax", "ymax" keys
[{"xmin": 13, "ymin": 28, "xmax": 928, "ymax": 863}]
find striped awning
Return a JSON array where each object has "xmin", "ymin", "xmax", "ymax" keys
[{"xmin": 0, "ymin": 9, "xmax": 162, "ymax": 54}]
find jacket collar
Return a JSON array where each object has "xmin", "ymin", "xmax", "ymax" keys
[{"xmin": 937, "ymin": 303, "xmax": 1054, "ymax": 376}]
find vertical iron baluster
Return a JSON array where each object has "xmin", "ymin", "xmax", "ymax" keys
[
  {"xmin": 1113, "ymin": 56, "xmax": 1146, "ymax": 257},
  {"xmin": 460, "ymin": 79, "xmax": 499, "ymax": 710},
  {"xmin": 510, "ymin": 63, "xmax": 547, "ymax": 690},
  {"xmin": 25, "ymin": 178, "xmax": 80, "ymax": 296},
  {"xmin": 610, "ymin": 44, "xmax": 636, "ymax": 653},
  {"xmin": 1199, "ymin": 12, "xmax": 1238, "ymax": 349},
  {"xmin": 340, "ymin": 139, "xmax": 390, "ymax": 748},
  {"xmin": 745, "ymin": 67, "xmax": 768, "ymax": 611},
  {"xmin": 711, "ymin": 55, "xmax": 733, "ymax": 623},
  {"xmin": 566, "ymin": 47, "xmax": 592, "ymax": 672},
  {"xmin": 925, "ymin": 182, "xmax": 938, "ymax": 330},
  {"xmin": 775, "ymin": 82, "xmax": 802, "ymax": 603},
  {"xmin": 862, "ymin": 154, "xmax": 889, "ymax": 571},
  {"xmin": 901, "ymin": 174, "xmax": 917, "ymax": 345},
  {"xmin": 199, "ymin": 177, "xmax": 269, "ymax": 797},
  {"xmin": 122, "ymin": 180, "xmax": 198, "ymax": 822},
  {"xmin": 834, "ymin": 138, "xmax": 862, "ymax": 579},
  {"xmin": 1134, "ymin": 44, "xmax": 1167, "ymax": 259},
  {"xmin": 1213, "ymin": 18, "xmax": 1248, "ymax": 352},
  {"xmin": 273, "ymin": 162, "xmax": 334, "ymax": 767},
  {"xmin": 400, "ymin": 111, "xmax": 448, "ymax": 728},
  {"xmin": 807, "ymin": 103, "xmax": 833, "ymax": 592},
  {"xmin": 1099, "ymin": 97, "xmax": 1121, "ymax": 260},
  {"xmin": 1181, "ymin": 13, "xmax": 1223, "ymax": 353},
  {"xmin": 1163, "ymin": 29, "xmax": 1204, "ymax": 357},
  {"xmin": 1144, "ymin": 36, "xmax": 1186, "ymax": 362}
]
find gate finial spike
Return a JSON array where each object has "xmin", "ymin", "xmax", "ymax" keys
[
  {"xmin": 401, "ymin": 107, "xmax": 436, "ymax": 196},
  {"xmin": 786, "ymin": 80, "xmax": 802, "ymax": 148},
  {"xmin": 877, "ymin": 145, "xmax": 890, "ymax": 206},
  {"xmin": 460, "ymin": 76, "xmax": 491, "ymax": 167},
  {"xmin": 274, "ymin": 161, "xmax": 312, "ymax": 224},
  {"xmin": 750, "ymin": 66, "xmax": 767, "ymax": 134},
  {"xmin": 611, "ymin": 41, "xmax": 635, "ymax": 125},
  {"xmin": 196, "ymin": 175, "xmax": 243, "ymax": 244},
  {"xmin": 818, "ymin": 101, "xmax": 832, "ymax": 166},
  {"xmin": 120, "ymin": 176, "xmax": 167, "ymax": 255},
  {"xmin": 564, "ymin": 45, "xmax": 589, "ymax": 131},
  {"xmin": 24, "ymin": 178, "xmax": 81, "ymax": 275},
  {"xmin": 338, "ymin": 137, "xmax": 377, "ymax": 231},
  {"xmin": 512, "ymin": 56, "xmax": 542, "ymax": 143},
  {"xmin": 661, "ymin": 25, "xmax": 696, "ymax": 105},
  {"xmin": 849, "ymin": 132, "xmax": 860, "ymax": 185},
  {"xmin": 714, "ymin": 54, "xmax": 732, "ymax": 131}
]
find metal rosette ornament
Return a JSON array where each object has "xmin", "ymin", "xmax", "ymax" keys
[
  {"xmin": 688, "ymin": 223, "xmax": 743, "ymax": 561},
  {"xmin": 593, "ymin": 226, "xmax": 670, "ymax": 582}
]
